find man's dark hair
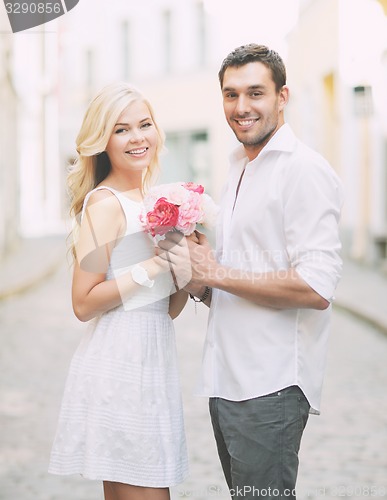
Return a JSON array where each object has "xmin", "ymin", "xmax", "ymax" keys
[{"xmin": 218, "ymin": 44, "xmax": 286, "ymax": 92}]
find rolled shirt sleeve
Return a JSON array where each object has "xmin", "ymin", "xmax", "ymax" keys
[
  {"xmin": 196, "ymin": 125, "xmax": 345, "ymax": 412},
  {"xmin": 283, "ymin": 152, "xmax": 344, "ymax": 302}
]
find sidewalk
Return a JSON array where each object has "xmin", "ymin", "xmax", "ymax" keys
[
  {"xmin": 0, "ymin": 235, "xmax": 67, "ymax": 300},
  {"xmin": 1, "ymin": 235, "xmax": 386, "ymax": 335},
  {"xmin": 334, "ymin": 258, "xmax": 387, "ymax": 335},
  {"xmin": 1, "ymin": 237, "xmax": 386, "ymax": 499}
]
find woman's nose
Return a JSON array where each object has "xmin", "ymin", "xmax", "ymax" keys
[{"xmin": 129, "ymin": 129, "xmax": 144, "ymax": 143}]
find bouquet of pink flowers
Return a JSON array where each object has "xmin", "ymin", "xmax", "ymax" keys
[{"xmin": 140, "ymin": 182, "xmax": 218, "ymax": 237}]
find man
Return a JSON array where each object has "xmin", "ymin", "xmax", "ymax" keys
[{"xmin": 159, "ymin": 44, "xmax": 344, "ymax": 499}]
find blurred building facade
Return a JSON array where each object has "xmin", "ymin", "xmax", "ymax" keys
[
  {"xmin": 13, "ymin": 26, "xmax": 64, "ymax": 237},
  {"xmin": 3, "ymin": 0, "xmax": 298, "ymax": 256},
  {"xmin": 0, "ymin": 8, "xmax": 19, "ymax": 260},
  {"xmin": 57, "ymin": 0, "xmax": 387, "ymax": 265},
  {"xmin": 287, "ymin": 0, "xmax": 387, "ymax": 264},
  {"xmin": 57, "ymin": 0, "xmax": 234, "ymax": 203},
  {"xmin": 0, "ymin": 12, "xmax": 64, "ymax": 249},
  {"xmin": 2, "ymin": 0, "xmax": 387, "ymax": 267}
]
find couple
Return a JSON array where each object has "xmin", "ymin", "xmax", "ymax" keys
[{"xmin": 48, "ymin": 44, "xmax": 344, "ymax": 500}]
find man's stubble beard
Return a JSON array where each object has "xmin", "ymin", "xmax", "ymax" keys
[{"xmin": 235, "ymin": 121, "xmax": 278, "ymax": 149}]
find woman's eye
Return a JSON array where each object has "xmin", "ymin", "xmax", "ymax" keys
[
  {"xmin": 141, "ymin": 122, "xmax": 152, "ymax": 129},
  {"xmin": 115, "ymin": 128, "xmax": 127, "ymax": 134}
]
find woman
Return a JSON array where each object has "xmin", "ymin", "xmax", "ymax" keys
[{"xmin": 49, "ymin": 83, "xmax": 189, "ymax": 500}]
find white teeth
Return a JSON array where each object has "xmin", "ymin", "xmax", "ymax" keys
[
  {"xmin": 237, "ymin": 120, "xmax": 255, "ymax": 126},
  {"xmin": 127, "ymin": 148, "xmax": 147, "ymax": 155}
]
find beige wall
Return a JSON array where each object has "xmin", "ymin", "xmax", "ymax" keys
[{"xmin": 286, "ymin": 0, "xmax": 387, "ymax": 262}]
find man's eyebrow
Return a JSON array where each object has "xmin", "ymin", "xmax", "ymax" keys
[
  {"xmin": 248, "ymin": 85, "xmax": 266, "ymax": 90},
  {"xmin": 222, "ymin": 84, "xmax": 266, "ymax": 93}
]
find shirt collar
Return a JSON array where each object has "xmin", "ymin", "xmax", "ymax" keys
[{"xmin": 229, "ymin": 123, "xmax": 297, "ymax": 166}]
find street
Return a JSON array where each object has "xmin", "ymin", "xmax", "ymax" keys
[{"xmin": 0, "ymin": 263, "xmax": 387, "ymax": 500}]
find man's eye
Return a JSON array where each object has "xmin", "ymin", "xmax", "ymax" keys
[
  {"xmin": 251, "ymin": 92, "xmax": 262, "ymax": 97},
  {"xmin": 225, "ymin": 93, "xmax": 237, "ymax": 99}
]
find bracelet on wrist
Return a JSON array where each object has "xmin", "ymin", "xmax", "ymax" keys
[{"xmin": 189, "ymin": 286, "xmax": 211, "ymax": 303}]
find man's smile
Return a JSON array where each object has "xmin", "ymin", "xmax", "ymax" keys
[{"xmin": 234, "ymin": 118, "xmax": 259, "ymax": 128}]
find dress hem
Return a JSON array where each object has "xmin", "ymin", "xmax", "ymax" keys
[{"xmin": 48, "ymin": 468, "xmax": 189, "ymax": 488}]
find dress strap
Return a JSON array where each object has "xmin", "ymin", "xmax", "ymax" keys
[{"xmin": 81, "ymin": 186, "xmax": 120, "ymax": 222}]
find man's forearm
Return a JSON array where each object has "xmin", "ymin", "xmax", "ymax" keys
[{"xmin": 207, "ymin": 265, "xmax": 329, "ymax": 310}]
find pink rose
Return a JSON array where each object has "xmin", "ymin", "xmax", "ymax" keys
[
  {"xmin": 140, "ymin": 181, "xmax": 218, "ymax": 238},
  {"xmin": 176, "ymin": 192, "xmax": 203, "ymax": 235},
  {"xmin": 183, "ymin": 182, "xmax": 204, "ymax": 195},
  {"xmin": 145, "ymin": 197, "xmax": 179, "ymax": 236}
]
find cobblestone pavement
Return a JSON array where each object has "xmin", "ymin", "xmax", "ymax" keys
[{"xmin": 0, "ymin": 263, "xmax": 387, "ymax": 500}]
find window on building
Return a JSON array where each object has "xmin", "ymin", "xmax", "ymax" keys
[
  {"xmin": 196, "ymin": 0, "xmax": 207, "ymax": 68},
  {"xmin": 85, "ymin": 48, "xmax": 94, "ymax": 100},
  {"xmin": 161, "ymin": 130, "xmax": 211, "ymax": 191},
  {"xmin": 323, "ymin": 72, "xmax": 336, "ymax": 167},
  {"xmin": 162, "ymin": 9, "xmax": 172, "ymax": 74},
  {"xmin": 121, "ymin": 20, "xmax": 131, "ymax": 80}
]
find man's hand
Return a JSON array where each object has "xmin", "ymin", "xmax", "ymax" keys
[{"xmin": 157, "ymin": 230, "xmax": 217, "ymax": 291}]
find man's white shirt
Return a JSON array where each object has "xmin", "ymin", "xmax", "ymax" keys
[{"xmin": 196, "ymin": 124, "xmax": 344, "ymax": 414}]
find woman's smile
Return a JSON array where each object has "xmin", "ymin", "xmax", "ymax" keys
[{"xmin": 126, "ymin": 147, "xmax": 148, "ymax": 157}]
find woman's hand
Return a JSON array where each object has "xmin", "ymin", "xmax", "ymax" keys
[
  {"xmin": 155, "ymin": 231, "xmax": 192, "ymax": 290},
  {"xmin": 187, "ymin": 230, "xmax": 200, "ymax": 244},
  {"xmin": 157, "ymin": 230, "xmax": 217, "ymax": 289}
]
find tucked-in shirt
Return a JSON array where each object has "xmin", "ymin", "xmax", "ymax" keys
[{"xmin": 196, "ymin": 124, "xmax": 344, "ymax": 414}]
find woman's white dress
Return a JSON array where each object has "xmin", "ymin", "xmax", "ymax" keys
[{"xmin": 48, "ymin": 187, "xmax": 189, "ymax": 487}]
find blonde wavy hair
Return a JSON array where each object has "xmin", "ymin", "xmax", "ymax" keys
[{"xmin": 67, "ymin": 82, "xmax": 165, "ymax": 258}]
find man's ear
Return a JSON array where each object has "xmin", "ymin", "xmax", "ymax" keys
[{"xmin": 278, "ymin": 85, "xmax": 290, "ymax": 111}]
